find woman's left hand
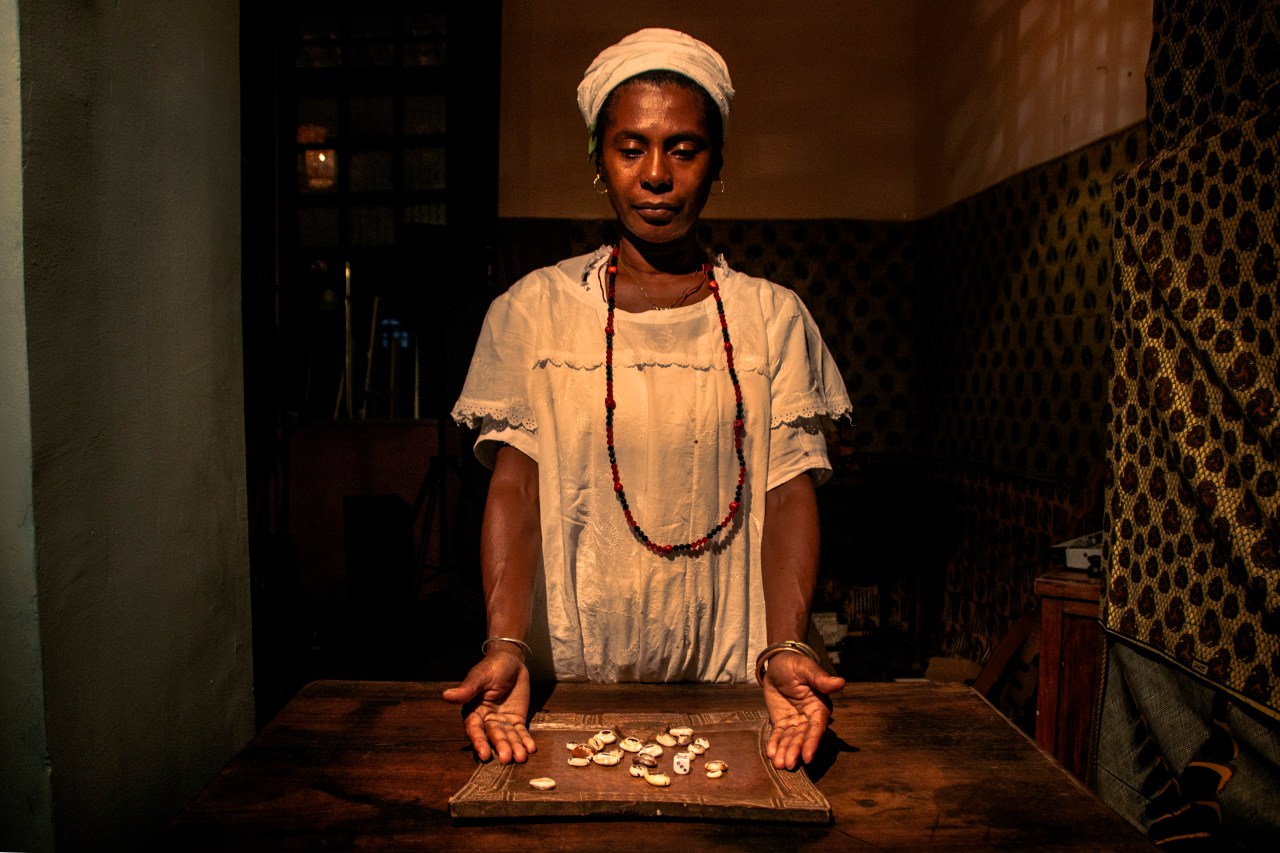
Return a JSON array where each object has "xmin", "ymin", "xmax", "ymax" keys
[{"xmin": 761, "ymin": 651, "xmax": 846, "ymax": 770}]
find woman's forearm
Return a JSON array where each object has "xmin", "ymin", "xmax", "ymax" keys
[
  {"xmin": 479, "ymin": 445, "xmax": 543, "ymax": 650},
  {"xmin": 760, "ymin": 472, "xmax": 821, "ymax": 644}
]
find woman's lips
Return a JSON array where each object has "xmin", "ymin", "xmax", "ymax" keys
[{"xmin": 635, "ymin": 205, "xmax": 678, "ymax": 223}]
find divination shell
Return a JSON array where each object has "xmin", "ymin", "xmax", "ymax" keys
[
  {"xmin": 704, "ymin": 759, "xmax": 727, "ymax": 774},
  {"xmin": 675, "ymin": 733, "xmax": 693, "ymax": 747},
  {"xmin": 528, "ymin": 777, "xmax": 557, "ymax": 791},
  {"xmin": 688, "ymin": 742, "xmax": 707, "ymax": 756},
  {"xmin": 595, "ymin": 729, "xmax": 617, "ymax": 745},
  {"xmin": 645, "ymin": 772, "xmax": 672, "ymax": 788},
  {"xmin": 706, "ymin": 769, "xmax": 723, "ymax": 779},
  {"xmin": 618, "ymin": 736, "xmax": 643, "ymax": 753},
  {"xmin": 565, "ymin": 741, "xmax": 580, "ymax": 752},
  {"xmin": 628, "ymin": 762, "xmax": 649, "ymax": 778},
  {"xmin": 571, "ymin": 743, "xmax": 596, "ymax": 759},
  {"xmin": 668, "ymin": 725, "xmax": 694, "ymax": 738},
  {"xmin": 639, "ymin": 743, "xmax": 663, "ymax": 758},
  {"xmin": 634, "ymin": 752, "xmax": 659, "ymax": 768},
  {"xmin": 693, "ymin": 737, "xmax": 710, "ymax": 751},
  {"xmin": 586, "ymin": 735, "xmax": 606, "ymax": 752},
  {"xmin": 592, "ymin": 751, "xmax": 621, "ymax": 766},
  {"xmin": 655, "ymin": 732, "xmax": 678, "ymax": 748},
  {"xmin": 604, "ymin": 746, "xmax": 624, "ymax": 759},
  {"xmin": 567, "ymin": 756, "xmax": 592, "ymax": 767}
]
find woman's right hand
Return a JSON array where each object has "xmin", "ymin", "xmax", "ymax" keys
[{"xmin": 441, "ymin": 649, "xmax": 537, "ymax": 763}]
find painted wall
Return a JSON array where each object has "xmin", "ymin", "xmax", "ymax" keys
[
  {"xmin": 12, "ymin": 0, "xmax": 254, "ymax": 849},
  {"xmin": 0, "ymin": 1, "xmax": 54, "ymax": 849},
  {"xmin": 498, "ymin": 0, "xmax": 1151, "ymax": 220},
  {"xmin": 915, "ymin": 0, "xmax": 1153, "ymax": 216}
]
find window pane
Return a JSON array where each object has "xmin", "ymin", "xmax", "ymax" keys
[
  {"xmin": 350, "ymin": 96, "xmax": 394, "ymax": 137},
  {"xmin": 402, "ymin": 147, "xmax": 446, "ymax": 190},
  {"xmin": 298, "ymin": 207, "xmax": 339, "ymax": 248},
  {"xmin": 349, "ymin": 205, "xmax": 395, "ymax": 246},
  {"xmin": 403, "ymin": 95, "xmax": 446, "ymax": 136},
  {"xmin": 348, "ymin": 149, "xmax": 392, "ymax": 192}
]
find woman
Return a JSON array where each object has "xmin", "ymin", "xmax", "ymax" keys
[{"xmin": 444, "ymin": 28, "xmax": 851, "ymax": 771}]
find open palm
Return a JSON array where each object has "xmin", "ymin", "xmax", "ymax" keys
[
  {"xmin": 442, "ymin": 652, "xmax": 537, "ymax": 763},
  {"xmin": 761, "ymin": 652, "xmax": 846, "ymax": 770}
]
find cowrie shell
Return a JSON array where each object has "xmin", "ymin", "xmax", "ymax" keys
[
  {"xmin": 704, "ymin": 759, "xmax": 727, "ymax": 773},
  {"xmin": 567, "ymin": 756, "xmax": 592, "ymax": 767},
  {"xmin": 586, "ymin": 736, "xmax": 605, "ymax": 752},
  {"xmin": 655, "ymin": 732, "xmax": 678, "ymax": 747},
  {"xmin": 639, "ymin": 743, "xmax": 663, "ymax": 757},
  {"xmin": 629, "ymin": 762, "xmax": 649, "ymax": 777},
  {"xmin": 619, "ymin": 736, "xmax": 643, "ymax": 752},
  {"xmin": 571, "ymin": 743, "xmax": 595, "ymax": 758},
  {"xmin": 706, "ymin": 769, "xmax": 723, "ymax": 779},
  {"xmin": 592, "ymin": 751, "xmax": 621, "ymax": 766},
  {"xmin": 668, "ymin": 725, "xmax": 694, "ymax": 738},
  {"xmin": 529, "ymin": 777, "xmax": 557, "ymax": 790},
  {"xmin": 595, "ymin": 730, "xmax": 617, "ymax": 744},
  {"xmin": 645, "ymin": 772, "xmax": 672, "ymax": 787}
]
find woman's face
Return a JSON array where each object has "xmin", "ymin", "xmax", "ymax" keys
[{"xmin": 597, "ymin": 82, "xmax": 718, "ymax": 247}]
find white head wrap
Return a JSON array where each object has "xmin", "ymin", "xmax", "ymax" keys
[{"xmin": 577, "ymin": 28, "xmax": 734, "ymax": 152}]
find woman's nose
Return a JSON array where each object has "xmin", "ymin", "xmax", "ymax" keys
[{"xmin": 640, "ymin": 151, "xmax": 671, "ymax": 192}]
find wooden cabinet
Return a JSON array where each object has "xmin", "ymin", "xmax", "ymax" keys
[{"xmin": 1035, "ymin": 568, "xmax": 1103, "ymax": 784}]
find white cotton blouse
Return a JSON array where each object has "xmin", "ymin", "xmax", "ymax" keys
[{"xmin": 452, "ymin": 248, "xmax": 851, "ymax": 683}]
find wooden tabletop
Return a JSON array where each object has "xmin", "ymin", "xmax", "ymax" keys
[{"xmin": 159, "ymin": 680, "xmax": 1153, "ymax": 851}]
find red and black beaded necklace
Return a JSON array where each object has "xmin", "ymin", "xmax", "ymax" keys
[{"xmin": 604, "ymin": 245, "xmax": 747, "ymax": 555}]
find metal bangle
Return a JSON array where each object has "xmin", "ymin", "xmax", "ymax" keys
[
  {"xmin": 754, "ymin": 640, "xmax": 822, "ymax": 685},
  {"xmin": 481, "ymin": 636, "xmax": 532, "ymax": 663}
]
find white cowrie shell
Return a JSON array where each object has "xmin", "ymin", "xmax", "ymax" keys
[
  {"xmin": 565, "ymin": 741, "xmax": 579, "ymax": 751},
  {"xmin": 706, "ymin": 769, "xmax": 723, "ymax": 779},
  {"xmin": 586, "ymin": 736, "xmax": 605, "ymax": 752},
  {"xmin": 668, "ymin": 725, "xmax": 694, "ymax": 738},
  {"xmin": 655, "ymin": 732, "xmax": 678, "ymax": 747},
  {"xmin": 645, "ymin": 772, "xmax": 672, "ymax": 787},
  {"xmin": 596, "ymin": 729, "xmax": 617, "ymax": 744},
  {"xmin": 619, "ymin": 737, "xmax": 643, "ymax": 752},
  {"xmin": 592, "ymin": 751, "xmax": 621, "ymax": 766},
  {"xmin": 529, "ymin": 777, "xmax": 557, "ymax": 790},
  {"xmin": 693, "ymin": 737, "xmax": 710, "ymax": 751},
  {"xmin": 704, "ymin": 759, "xmax": 727, "ymax": 773},
  {"xmin": 567, "ymin": 756, "xmax": 592, "ymax": 767},
  {"xmin": 629, "ymin": 762, "xmax": 649, "ymax": 777},
  {"xmin": 639, "ymin": 743, "xmax": 663, "ymax": 757},
  {"xmin": 688, "ymin": 742, "xmax": 707, "ymax": 755}
]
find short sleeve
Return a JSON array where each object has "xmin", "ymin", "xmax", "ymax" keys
[
  {"xmin": 767, "ymin": 416, "xmax": 833, "ymax": 489},
  {"xmin": 451, "ymin": 286, "xmax": 540, "ymax": 467},
  {"xmin": 766, "ymin": 290, "xmax": 852, "ymax": 429},
  {"xmin": 473, "ymin": 420, "xmax": 540, "ymax": 470}
]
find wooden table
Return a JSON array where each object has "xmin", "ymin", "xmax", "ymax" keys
[{"xmin": 159, "ymin": 680, "xmax": 1153, "ymax": 851}]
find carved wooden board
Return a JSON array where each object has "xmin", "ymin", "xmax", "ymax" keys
[{"xmin": 449, "ymin": 710, "xmax": 830, "ymax": 823}]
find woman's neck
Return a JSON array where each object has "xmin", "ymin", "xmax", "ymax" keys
[{"xmin": 617, "ymin": 234, "xmax": 706, "ymax": 276}]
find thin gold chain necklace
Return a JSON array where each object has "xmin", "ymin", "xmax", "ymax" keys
[{"xmin": 616, "ymin": 253, "xmax": 707, "ymax": 310}]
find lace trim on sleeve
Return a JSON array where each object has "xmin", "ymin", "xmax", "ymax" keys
[
  {"xmin": 770, "ymin": 399, "xmax": 853, "ymax": 429},
  {"xmin": 451, "ymin": 399, "xmax": 537, "ymax": 431}
]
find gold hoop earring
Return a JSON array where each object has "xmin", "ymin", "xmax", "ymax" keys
[
  {"xmin": 594, "ymin": 174, "xmax": 609, "ymax": 195},
  {"xmin": 712, "ymin": 178, "xmax": 726, "ymax": 196}
]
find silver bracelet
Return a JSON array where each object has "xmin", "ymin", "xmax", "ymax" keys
[
  {"xmin": 754, "ymin": 640, "xmax": 822, "ymax": 685},
  {"xmin": 481, "ymin": 636, "xmax": 532, "ymax": 663}
]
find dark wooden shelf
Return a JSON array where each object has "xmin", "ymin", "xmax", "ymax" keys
[{"xmin": 1035, "ymin": 567, "xmax": 1103, "ymax": 784}]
